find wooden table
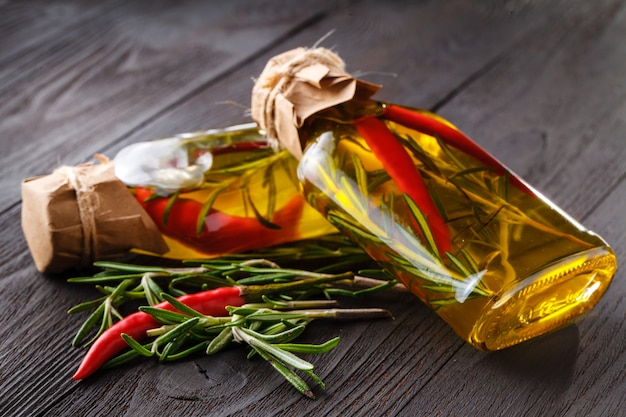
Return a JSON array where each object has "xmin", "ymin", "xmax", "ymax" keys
[{"xmin": 2, "ymin": 1, "xmax": 625, "ymax": 415}]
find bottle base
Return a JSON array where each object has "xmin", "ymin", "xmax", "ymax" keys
[{"xmin": 471, "ymin": 246, "xmax": 617, "ymax": 351}]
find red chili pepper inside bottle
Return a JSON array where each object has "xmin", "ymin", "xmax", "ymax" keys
[
  {"xmin": 113, "ymin": 123, "xmax": 337, "ymax": 259},
  {"xmin": 251, "ymin": 47, "xmax": 617, "ymax": 351}
]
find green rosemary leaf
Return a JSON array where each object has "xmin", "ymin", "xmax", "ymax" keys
[
  {"xmin": 67, "ymin": 273, "xmax": 143, "ymax": 284},
  {"xmin": 162, "ymin": 191, "xmax": 180, "ymax": 226},
  {"xmin": 263, "ymin": 160, "xmax": 278, "ymax": 221},
  {"xmin": 303, "ymin": 368, "xmax": 326, "ymax": 390},
  {"xmin": 499, "ymin": 171, "xmax": 510, "ymax": 201},
  {"xmin": 422, "ymin": 283, "xmax": 457, "ymax": 294},
  {"xmin": 167, "ymin": 281, "xmax": 189, "ymax": 297},
  {"xmin": 91, "ymin": 261, "xmax": 172, "ymax": 273},
  {"xmin": 159, "ymin": 336, "xmax": 187, "ymax": 362},
  {"xmin": 237, "ymin": 266, "xmax": 334, "ymax": 279},
  {"xmin": 429, "ymin": 297, "xmax": 459, "ymax": 307},
  {"xmin": 445, "ymin": 252, "xmax": 472, "ymax": 276},
  {"xmin": 398, "ymin": 134, "xmax": 442, "ymax": 176},
  {"xmin": 102, "ymin": 348, "xmax": 143, "ymax": 370},
  {"xmin": 459, "ymin": 249, "xmax": 480, "ymax": 274},
  {"xmin": 403, "ymin": 194, "xmax": 440, "ymax": 259},
  {"xmin": 226, "ymin": 306, "xmax": 261, "ymax": 316},
  {"xmin": 255, "ymin": 325, "xmax": 307, "ymax": 344},
  {"xmin": 328, "ymin": 213, "xmax": 382, "ymax": 243},
  {"xmin": 253, "ymin": 345, "xmax": 315, "ymax": 399},
  {"xmin": 340, "ymin": 176, "xmax": 368, "ymax": 214},
  {"xmin": 208, "ymin": 151, "xmax": 283, "ymax": 175},
  {"xmin": 386, "ymin": 252, "xmax": 460, "ymax": 286},
  {"xmin": 239, "ymin": 328, "xmax": 314, "ymax": 371},
  {"xmin": 196, "ymin": 185, "xmax": 225, "ymax": 235},
  {"xmin": 357, "ymin": 269, "xmax": 392, "ymax": 280},
  {"xmin": 159, "ymin": 293, "xmax": 205, "ymax": 317},
  {"xmin": 450, "ymin": 166, "xmax": 496, "ymax": 180},
  {"xmin": 275, "ymin": 337, "xmax": 340, "ymax": 354},
  {"xmin": 483, "ymin": 175, "xmax": 495, "ymax": 194},
  {"xmin": 352, "ymin": 280, "xmax": 399, "ymax": 296},
  {"xmin": 163, "ymin": 340, "xmax": 210, "ymax": 362},
  {"xmin": 142, "ymin": 273, "xmax": 165, "ymax": 306},
  {"xmin": 206, "ymin": 327, "xmax": 234, "ymax": 355},
  {"xmin": 71, "ymin": 302, "xmax": 105, "ymax": 347},
  {"xmin": 426, "ymin": 181, "xmax": 448, "ymax": 222},
  {"xmin": 139, "ymin": 306, "xmax": 190, "ymax": 324},
  {"xmin": 154, "ymin": 317, "xmax": 200, "ymax": 347},
  {"xmin": 245, "ymin": 311, "xmax": 306, "ymax": 322},
  {"xmin": 121, "ymin": 333, "xmax": 154, "ymax": 357},
  {"xmin": 67, "ymin": 297, "xmax": 106, "ymax": 314},
  {"xmin": 351, "ymin": 153, "xmax": 369, "ymax": 199},
  {"xmin": 235, "ymin": 272, "xmax": 300, "ymax": 286},
  {"xmin": 367, "ymin": 170, "xmax": 392, "ymax": 193},
  {"xmin": 245, "ymin": 187, "xmax": 281, "ymax": 230},
  {"xmin": 435, "ymin": 134, "xmax": 464, "ymax": 169}
]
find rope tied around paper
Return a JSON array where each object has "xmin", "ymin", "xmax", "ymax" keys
[
  {"xmin": 53, "ymin": 155, "xmax": 109, "ymax": 266},
  {"xmin": 251, "ymin": 47, "xmax": 346, "ymax": 136},
  {"xmin": 251, "ymin": 47, "xmax": 380, "ymax": 160}
]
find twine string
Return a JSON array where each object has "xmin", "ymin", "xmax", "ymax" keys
[
  {"xmin": 252, "ymin": 47, "xmax": 347, "ymax": 141},
  {"xmin": 54, "ymin": 165, "xmax": 100, "ymax": 265}
]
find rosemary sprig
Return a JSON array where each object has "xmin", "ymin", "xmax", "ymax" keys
[
  {"xmin": 108, "ymin": 298, "xmax": 390, "ymax": 399},
  {"xmin": 68, "ymin": 236, "xmax": 391, "ymax": 349},
  {"xmin": 306, "ymin": 145, "xmax": 495, "ymax": 304}
]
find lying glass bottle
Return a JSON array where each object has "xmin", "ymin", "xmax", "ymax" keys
[
  {"xmin": 251, "ymin": 47, "xmax": 618, "ymax": 351},
  {"xmin": 113, "ymin": 123, "xmax": 337, "ymax": 259}
]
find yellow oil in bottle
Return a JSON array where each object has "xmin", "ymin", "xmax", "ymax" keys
[
  {"xmin": 297, "ymin": 103, "xmax": 617, "ymax": 351},
  {"xmin": 116, "ymin": 124, "xmax": 337, "ymax": 259}
]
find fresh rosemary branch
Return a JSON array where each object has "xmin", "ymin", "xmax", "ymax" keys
[
  {"xmin": 67, "ymin": 235, "xmax": 390, "ymax": 349},
  {"xmin": 111, "ymin": 297, "xmax": 390, "ymax": 399}
]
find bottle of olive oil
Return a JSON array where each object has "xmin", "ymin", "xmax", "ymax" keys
[
  {"xmin": 114, "ymin": 123, "xmax": 337, "ymax": 259},
  {"xmin": 251, "ymin": 47, "xmax": 617, "ymax": 351}
]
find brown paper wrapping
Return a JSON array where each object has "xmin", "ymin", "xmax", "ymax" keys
[
  {"xmin": 21, "ymin": 156, "xmax": 168, "ymax": 273},
  {"xmin": 251, "ymin": 47, "xmax": 381, "ymax": 159}
]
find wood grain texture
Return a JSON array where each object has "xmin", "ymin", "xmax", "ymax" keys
[
  {"xmin": 1, "ymin": 0, "xmax": 625, "ymax": 416},
  {"xmin": 0, "ymin": 0, "xmax": 330, "ymax": 213}
]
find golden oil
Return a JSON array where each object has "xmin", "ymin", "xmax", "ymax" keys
[
  {"xmin": 116, "ymin": 124, "xmax": 336, "ymax": 259},
  {"xmin": 297, "ymin": 103, "xmax": 617, "ymax": 351}
]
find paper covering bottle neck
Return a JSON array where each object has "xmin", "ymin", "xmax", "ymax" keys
[{"xmin": 251, "ymin": 47, "xmax": 380, "ymax": 159}]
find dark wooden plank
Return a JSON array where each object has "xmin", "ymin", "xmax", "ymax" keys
[
  {"xmin": 0, "ymin": 0, "xmax": 329, "ymax": 213},
  {"xmin": 2, "ymin": 0, "xmax": 625, "ymax": 416},
  {"xmin": 393, "ymin": 1, "xmax": 626, "ymax": 415},
  {"xmin": 0, "ymin": 0, "xmax": 122, "ymax": 62},
  {"xmin": 437, "ymin": 0, "xmax": 626, "ymax": 218},
  {"xmin": 399, "ymin": 180, "xmax": 626, "ymax": 417},
  {"xmin": 22, "ymin": 1, "xmax": 617, "ymax": 417}
]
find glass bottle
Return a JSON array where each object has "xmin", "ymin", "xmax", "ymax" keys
[
  {"xmin": 113, "ymin": 123, "xmax": 336, "ymax": 259},
  {"xmin": 252, "ymin": 48, "xmax": 617, "ymax": 351}
]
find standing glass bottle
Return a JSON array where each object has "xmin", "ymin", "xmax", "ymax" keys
[{"xmin": 251, "ymin": 47, "xmax": 617, "ymax": 351}]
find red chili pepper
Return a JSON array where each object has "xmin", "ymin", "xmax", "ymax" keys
[
  {"xmin": 381, "ymin": 104, "xmax": 532, "ymax": 195},
  {"xmin": 134, "ymin": 189, "xmax": 305, "ymax": 255},
  {"xmin": 353, "ymin": 115, "xmax": 451, "ymax": 255},
  {"xmin": 72, "ymin": 286, "xmax": 245, "ymax": 380}
]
